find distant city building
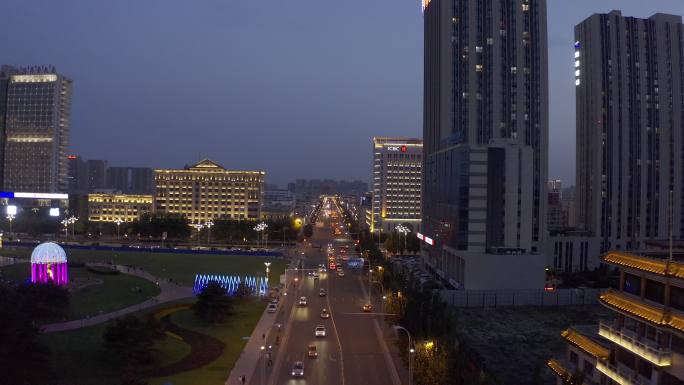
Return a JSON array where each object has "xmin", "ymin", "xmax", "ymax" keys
[
  {"xmin": 576, "ymin": 11, "xmax": 684, "ymax": 251},
  {"xmin": 66, "ymin": 155, "xmax": 88, "ymax": 195},
  {"xmin": 421, "ymin": 0, "xmax": 548, "ymax": 289},
  {"xmin": 547, "ymin": 180, "xmax": 564, "ymax": 230},
  {"xmin": 561, "ymin": 185, "xmax": 577, "ymax": 228},
  {"xmin": 86, "ymin": 160, "xmax": 108, "ymax": 191},
  {"xmin": 361, "ymin": 191, "xmax": 372, "ymax": 230},
  {"xmin": 3, "ymin": 66, "xmax": 72, "ymax": 193},
  {"xmin": 88, "ymin": 193, "xmax": 153, "ymax": 222},
  {"xmin": 261, "ymin": 188, "xmax": 295, "ymax": 221},
  {"xmin": 544, "ymin": 230, "xmax": 600, "ymax": 272},
  {"xmin": 371, "ymin": 137, "xmax": 422, "ymax": 233},
  {"xmin": 154, "ymin": 159, "xmax": 264, "ymax": 223},
  {"xmin": 106, "ymin": 166, "xmax": 154, "ymax": 195},
  {"xmin": 548, "ymin": 251, "xmax": 684, "ymax": 384}
]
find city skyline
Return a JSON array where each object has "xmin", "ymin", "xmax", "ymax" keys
[{"xmin": 2, "ymin": 1, "xmax": 684, "ymax": 187}]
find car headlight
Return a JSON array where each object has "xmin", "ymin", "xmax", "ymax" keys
[{"xmin": 292, "ymin": 371, "xmax": 296, "ymax": 375}]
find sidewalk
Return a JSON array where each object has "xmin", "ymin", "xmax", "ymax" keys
[
  {"xmin": 41, "ymin": 263, "xmax": 194, "ymax": 333},
  {"xmin": 224, "ymin": 303, "xmax": 278, "ymax": 385}
]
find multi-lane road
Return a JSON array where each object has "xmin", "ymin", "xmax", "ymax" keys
[{"xmin": 251, "ymin": 199, "xmax": 400, "ymax": 385}]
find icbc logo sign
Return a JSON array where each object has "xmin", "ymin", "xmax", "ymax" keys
[{"xmin": 387, "ymin": 145, "xmax": 408, "ymax": 152}]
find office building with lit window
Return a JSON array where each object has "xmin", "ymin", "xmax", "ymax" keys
[
  {"xmin": 371, "ymin": 137, "xmax": 422, "ymax": 233},
  {"xmin": 88, "ymin": 193, "xmax": 153, "ymax": 222},
  {"xmin": 154, "ymin": 159, "xmax": 264, "ymax": 224},
  {"xmin": 548, "ymin": 251, "xmax": 684, "ymax": 385},
  {"xmin": 3, "ymin": 66, "xmax": 72, "ymax": 193},
  {"xmin": 420, "ymin": 0, "xmax": 548, "ymax": 289},
  {"xmin": 575, "ymin": 11, "xmax": 684, "ymax": 252}
]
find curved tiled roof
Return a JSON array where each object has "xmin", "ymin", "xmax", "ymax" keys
[{"xmin": 602, "ymin": 252, "xmax": 684, "ymax": 279}]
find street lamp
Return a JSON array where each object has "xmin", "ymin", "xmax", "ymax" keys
[
  {"xmin": 254, "ymin": 222, "xmax": 268, "ymax": 248},
  {"xmin": 114, "ymin": 218, "xmax": 123, "ymax": 240},
  {"xmin": 264, "ymin": 262, "xmax": 271, "ymax": 288},
  {"xmin": 205, "ymin": 220, "xmax": 214, "ymax": 244},
  {"xmin": 192, "ymin": 222, "xmax": 204, "ymax": 247},
  {"xmin": 394, "ymin": 325, "xmax": 414, "ymax": 385},
  {"xmin": 68, "ymin": 216, "xmax": 78, "ymax": 239},
  {"xmin": 6, "ymin": 214, "xmax": 15, "ymax": 237},
  {"xmin": 396, "ymin": 225, "xmax": 410, "ymax": 254},
  {"xmin": 61, "ymin": 218, "xmax": 69, "ymax": 239}
]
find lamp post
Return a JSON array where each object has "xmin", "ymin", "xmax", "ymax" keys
[
  {"xmin": 61, "ymin": 218, "xmax": 69, "ymax": 239},
  {"xmin": 264, "ymin": 262, "xmax": 271, "ymax": 289},
  {"xmin": 6, "ymin": 214, "xmax": 15, "ymax": 237},
  {"xmin": 260, "ymin": 345, "xmax": 266, "ymax": 385},
  {"xmin": 205, "ymin": 220, "xmax": 214, "ymax": 244},
  {"xmin": 115, "ymin": 218, "xmax": 123, "ymax": 240},
  {"xmin": 393, "ymin": 325, "xmax": 414, "ymax": 385},
  {"xmin": 192, "ymin": 222, "xmax": 204, "ymax": 247},
  {"xmin": 68, "ymin": 216, "xmax": 78, "ymax": 239},
  {"xmin": 254, "ymin": 222, "xmax": 268, "ymax": 248},
  {"xmin": 396, "ymin": 225, "xmax": 410, "ymax": 254}
]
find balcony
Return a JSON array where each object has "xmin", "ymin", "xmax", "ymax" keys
[
  {"xmin": 596, "ymin": 361, "xmax": 650, "ymax": 385},
  {"xmin": 598, "ymin": 321, "xmax": 671, "ymax": 367}
]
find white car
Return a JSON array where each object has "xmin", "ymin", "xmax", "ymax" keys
[
  {"xmin": 267, "ymin": 303, "xmax": 277, "ymax": 313},
  {"xmin": 298, "ymin": 296, "xmax": 308, "ymax": 306},
  {"xmin": 292, "ymin": 361, "xmax": 304, "ymax": 377},
  {"xmin": 315, "ymin": 325, "xmax": 326, "ymax": 337}
]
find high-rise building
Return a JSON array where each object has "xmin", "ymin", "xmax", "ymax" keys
[
  {"xmin": 548, "ymin": 179, "xmax": 564, "ymax": 229},
  {"xmin": 0, "ymin": 65, "xmax": 18, "ymax": 188},
  {"xmin": 371, "ymin": 137, "xmax": 422, "ymax": 233},
  {"xmin": 86, "ymin": 160, "xmax": 108, "ymax": 191},
  {"xmin": 548, "ymin": 251, "xmax": 684, "ymax": 384},
  {"xmin": 576, "ymin": 11, "xmax": 684, "ymax": 252},
  {"xmin": 422, "ymin": 0, "xmax": 548, "ymax": 252},
  {"xmin": 66, "ymin": 155, "xmax": 88, "ymax": 195},
  {"xmin": 106, "ymin": 167, "xmax": 154, "ymax": 195},
  {"xmin": 3, "ymin": 66, "xmax": 72, "ymax": 192},
  {"xmin": 154, "ymin": 159, "xmax": 264, "ymax": 223}
]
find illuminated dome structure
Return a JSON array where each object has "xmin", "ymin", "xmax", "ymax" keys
[{"xmin": 30, "ymin": 242, "xmax": 68, "ymax": 285}]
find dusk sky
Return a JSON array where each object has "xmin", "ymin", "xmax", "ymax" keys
[{"xmin": 2, "ymin": 0, "xmax": 684, "ymax": 187}]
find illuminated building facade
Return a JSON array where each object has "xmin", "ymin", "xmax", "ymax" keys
[
  {"xmin": 88, "ymin": 193, "xmax": 153, "ymax": 222},
  {"xmin": 154, "ymin": 159, "xmax": 264, "ymax": 223},
  {"xmin": 371, "ymin": 137, "xmax": 422, "ymax": 233},
  {"xmin": 3, "ymin": 66, "xmax": 72, "ymax": 193},
  {"xmin": 549, "ymin": 252, "xmax": 684, "ymax": 385},
  {"xmin": 575, "ymin": 12, "xmax": 684, "ymax": 252}
]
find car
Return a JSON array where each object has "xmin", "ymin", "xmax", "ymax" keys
[
  {"xmin": 298, "ymin": 296, "xmax": 307, "ymax": 306},
  {"xmin": 292, "ymin": 361, "xmax": 304, "ymax": 377},
  {"xmin": 267, "ymin": 303, "xmax": 277, "ymax": 313},
  {"xmin": 337, "ymin": 271, "xmax": 345, "ymax": 277},
  {"xmin": 315, "ymin": 325, "xmax": 326, "ymax": 337},
  {"xmin": 362, "ymin": 303, "xmax": 372, "ymax": 312},
  {"xmin": 320, "ymin": 308, "xmax": 330, "ymax": 319},
  {"xmin": 308, "ymin": 344, "xmax": 318, "ymax": 358},
  {"xmin": 319, "ymin": 289, "xmax": 326, "ymax": 297}
]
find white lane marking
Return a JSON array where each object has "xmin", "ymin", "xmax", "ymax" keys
[{"xmin": 326, "ymin": 245, "xmax": 346, "ymax": 385}]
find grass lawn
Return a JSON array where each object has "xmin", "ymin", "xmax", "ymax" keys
[
  {"xmin": 0, "ymin": 262, "xmax": 160, "ymax": 321},
  {"xmin": 148, "ymin": 299, "xmax": 266, "ymax": 385},
  {"xmin": 3, "ymin": 247, "xmax": 287, "ymax": 286}
]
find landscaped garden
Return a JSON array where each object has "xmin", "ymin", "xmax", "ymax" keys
[{"xmin": 1, "ymin": 247, "xmax": 287, "ymax": 385}]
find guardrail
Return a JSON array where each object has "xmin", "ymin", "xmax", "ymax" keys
[{"xmin": 440, "ymin": 288, "xmax": 605, "ymax": 308}]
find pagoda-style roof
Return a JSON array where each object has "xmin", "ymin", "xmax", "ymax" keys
[
  {"xmin": 602, "ymin": 252, "xmax": 684, "ymax": 279},
  {"xmin": 561, "ymin": 328, "xmax": 610, "ymax": 360},
  {"xmin": 599, "ymin": 290, "xmax": 684, "ymax": 333},
  {"xmin": 547, "ymin": 359, "xmax": 572, "ymax": 383}
]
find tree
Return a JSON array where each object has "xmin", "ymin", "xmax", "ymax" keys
[
  {"xmin": 16, "ymin": 282, "xmax": 70, "ymax": 321},
  {"xmin": 103, "ymin": 315, "xmax": 163, "ymax": 366},
  {"xmin": 0, "ymin": 285, "xmax": 52, "ymax": 385},
  {"xmin": 234, "ymin": 282, "xmax": 252, "ymax": 298},
  {"xmin": 193, "ymin": 281, "xmax": 235, "ymax": 323}
]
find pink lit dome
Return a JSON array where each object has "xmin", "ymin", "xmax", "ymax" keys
[{"xmin": 30, "ymin": 242, "xmax": 68, "ymax": 285}]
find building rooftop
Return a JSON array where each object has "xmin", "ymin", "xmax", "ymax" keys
[
  {"xmin": 561, "ymin": 327, "xmax": 610, "ymax": 360},
  {"xmin": 602, "ymin": 252, "xmax": 684, "ymax": 280},
  {"xmin": 599, "ymin": 290, "xmax": 684, "ymax": 333}
]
